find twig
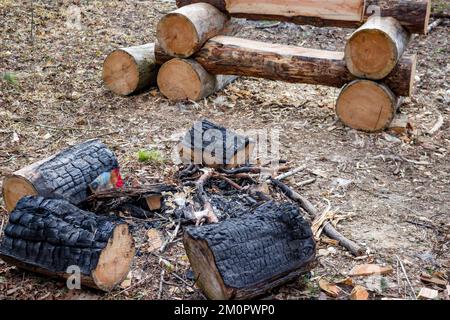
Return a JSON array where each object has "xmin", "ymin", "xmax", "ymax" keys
[
  {"xmin": 427, "ymin": 18, "xmax": 443, "ymax": 33},
  {"xmin": 255, "ymin": 21, "xmax": 281, "ymax": 29},
  {"xmin": 270, "ymin": 178, "xmax": 364, "ymax": 256},
  {"xmin": 395, "ymin": 255, "xmax": 417, "ymax": 300},
  {"xmin": 212, "ymin": 174, "xmax": 242, "ymax": 190},
  {"xmin": 0, "ymin": 216, "xmax": 5, "ymax": 238},
  {"xmin": 157, "ymin": 269, "xmax": 166, "ymax": 299},
  {"xmin": 296, "ymin": 178, "xmax": 316, "ymax": 187},
  {"xmin": 274, "ymin": 166, "xmax": 305, "ymax": 181},
  {"xmin": 159, "ymin": 221, "xmax": 181, "ymax": 253},
  {"xmin": 194, "ymin": 169, "xmax": 218, "ymax": 225},
  {"xmin": 428, "ymin": 112, "xmax": 444, "ymax": 136},
  {"xmin": 112, "ymin": 275, "xmax": 151, "ymax": 297}
]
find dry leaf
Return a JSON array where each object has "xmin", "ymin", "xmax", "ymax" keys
[
  {"xmin": 319, "ymin": 278, "xmax": 341, "ymax": 298},
  {"xmin": 420, "ymin": 272, "xmax": 448, "ymax": 287},
  {"xmin": 336, "ymin": 277, "xmax": 354, "ymax": 286},
  {"xmin": 120, "ymin": 271, "xmax": 132, "ymax": 289},
  {"xmin": 417, "ymin": 287, "xmax": 438, "ymax": 300},
  {"xmin": 350, "ymin": 285, "xmax": 369, "ymax": 300},
  {"xmin": 146, "ymin": 228, "xmax": 163, "ymax": 252},
  {"xmin": 348, "ymin": 264, "xmax": 393, "ymax": 277}
]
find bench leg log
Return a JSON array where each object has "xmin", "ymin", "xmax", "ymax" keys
[
  {"xmin": 0, "ymin": 196, "xmax": 135, "ymax": 291},
  {"xmin": 336, "ymin": 79, "xmax": 399, "ymax": 132},
  {"xmin": 2, "ymin": 139, "xmax": 119, "ymax": 212},
  {"xmin": 157, "ymin": 58, "xmax": 237, "ymax": 101},
  {"xmin": 157, "ymin": 3, "xmax": 229, "ymax": 58},
  {"xmin": 345, "ymin": 16, "xmax": 411, "ymax": 80},
  {"xmin": 184, "ymin": 201, "xmax": 316, "ymax": 300}
]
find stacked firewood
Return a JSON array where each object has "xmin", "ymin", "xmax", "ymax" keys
[{"xmin": 103, "ymin": 0, "xmax": 430, "ymax": 132}]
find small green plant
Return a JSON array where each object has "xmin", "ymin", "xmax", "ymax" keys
[
  {"xmin": 2, "ymin": 72, "xmax": 18, "ymax": 86},
  {"xmin": 380, "ymin": 277, "xmax": 389, "ymax": 293},
  {"xmin": 137, "ymin": 149, "xmax": 164, "ymax": 164}
]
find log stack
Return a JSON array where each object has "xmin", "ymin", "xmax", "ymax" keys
[{"xmin": 102, "ymin": 1, "xmax": 430, "ymax": 132}]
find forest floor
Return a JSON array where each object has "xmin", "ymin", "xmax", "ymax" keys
[{"xmin": 0, "ymin": 0, "xmax": 449, "ymax": 300}]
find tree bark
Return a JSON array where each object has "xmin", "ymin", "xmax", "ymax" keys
[
  {"xmin": 157, "ymin": 3, "xmax": 229, "ymax": 58},
  {"xmin": 336, "ymin": 79, "xmax": 399, "ymax": 132},
  {"xmin": 345, "ymin": 16, "xmax": 411, "ymax": 80},
  {"xmin": 157, "ymin": 58, "xmax": 237, "ymax": 101},
  {"xmin": 2, "ymin": 139, "xmax": 119, "ymax": 212},
  {"xmin": 193, "ymin": 36, "xmax": 415, "ymax": 97},
  {"xmin": 0, "ymin": 196, "xmax": 135, "ymax": 291},
  {"xmin": 176, "ymin": 0, "xmax": 431, "ymax": 34},
  {"xmin": 103, "ymin": 43, "xmax": 161, "ymax": 95},
  {"xmin": 183, "ymin": 201, "xmax": 316, "ymax": 299}
]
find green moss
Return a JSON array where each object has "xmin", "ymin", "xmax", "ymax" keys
[{"xmin": 137, "ymin": 149, "xmax": 164, "ymax": 164}]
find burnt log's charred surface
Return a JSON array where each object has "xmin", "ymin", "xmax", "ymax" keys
[
  {"xmin": 3, "ymin": 139, "xmax": 119, "ymax": 212},
  {"xmin": 184, "ymin": 201, "xmax": 316, "ymax": 299},
  {"xmin": 179, "ymin": 119, "xmax": 254, "ymax": 168},
  {"xmin": 0, "ymin": 196, "xmax": 134, "ymax": 291}
]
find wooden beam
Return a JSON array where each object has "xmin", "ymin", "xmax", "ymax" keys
[
  {"xmin": 176, "ymin": 0, "xmax": 431, "ymax": 34},
  {"xmin": 192, "ymin": 36, "xmax": 415, "ymax": 97}
]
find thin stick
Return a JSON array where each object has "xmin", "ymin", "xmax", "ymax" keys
[
  {"xmin": 0, "ymin": 216, "xmax": 5, "ymax": 238},
  {"xmin": 159, "ymin": 221, "xmax": 181, "ymax": 253},
  {"xmin": 270, "ymin": 178, "xmax": 364, "ymax": 256},
  {"xmin": 274, "ymin": 166, "xmax": 305, "ymax": 181},
  {"xmin": 213, "ymin": 174, "xmax": 242, "ymax": 190},
  {"xmin": 296, "ymin": 178, "xmax": 316, "ymax": 187},
  {"xmin": 158, "ymin": 269, "xmax": 166, "ymax": 299},
  {"xmin": 396, "ymin": 255, "xmax": 417, "ymax": 300}
]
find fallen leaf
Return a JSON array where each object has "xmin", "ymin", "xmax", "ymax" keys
[
  {"xmin": 319, "ymin": 278, "xmax": 341, "ymax": 298},
  {"xmin": 120, "ymin": 272, "xmax": 132, "ymax": 289},
  {"xmin": 348, "ymin": 264, "xmax": 393, "ymax": 277},
  {"xmin": 420, "ymin": 272, "xmax": 448, "ymax": 287},
  {"xmin": 146, "ymin": 228, "xmax": 163, "ymax": 252},
  {"xmin": 336, "ymin": 277, "xmax": 353, "ymax": 286},
  {"xmin": 350, "ymin": 285, "xmax": 369, "ymax": 300},
  {"xmin": 417, "ymin": 287, "xmax": 438, "ymax": 300}
]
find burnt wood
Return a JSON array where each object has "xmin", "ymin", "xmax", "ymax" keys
[
  {"xmin": 0, "ymin": 196, "xmax": 135, "ymax": 291},
  {"xmin": 3, "ymin": 139, "xmax": 119, "ymax": 212},
  {"xmin": 184, "ymin": 201, "xmax": 316, "ymax": 299}
]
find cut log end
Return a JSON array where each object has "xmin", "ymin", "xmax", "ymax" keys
[
  {"xmin": 183, "ymin": 234, "xmax": 232, "ymax": 299},
  {"xmin": 2, "ymin": 176, "xmax": 38, "ymax": 212},
  {"xmin": 336, "ymin": 80, "xmax": 397, "ymax": 132},
  {"xmin": 103, "ymin": 50, "xmax": 140, "ymax": 95},
  {"xmin": 157, "ymin": 58, "xmax": 208, "ymax": 101},
  {"xmin": 345, "ymin": 17, "xmax": 410, "ymax": 80},
  {"xmin": 91, "ymin": 224, "xmax": 135, "ymax": 291},
  {"xmin": 157, "ymin": 13, "xmax": 199, "ymax": 58},
  {"xmin": 346, "ymin": 30, "xmax": 397, "ymax": 79}
]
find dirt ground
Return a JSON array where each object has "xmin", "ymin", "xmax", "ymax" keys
[{"xmin": 0, "ymin": 0, "xmax": 449, "ymax": 300}]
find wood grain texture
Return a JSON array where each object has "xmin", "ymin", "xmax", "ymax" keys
[
  {"xmin": 176, "ymin": 0, "xmax": 430, "ymax": 34},
  {"xmin": 336, "ymin": 79, "xmax": 398, "ymax": 132},
  {"xmin": 2, "ymin": 139, "xmax": 119, "ymax": 212},
  {"xmin": 0, "ymin": 196, "xmax": 135, "ymax": 291},
  {"xmin": 157, "ymin": 3, "xmax": 229, "ymax": 58},
  {"xmin": 103, "ymin": 43, "xmax": 159, "ymax": 95},
  {"xmin": 157, "ymin": 58, "xmax": 236, "ymax": 101},
  {"xmin": 345, "ymin": 16, "xmax": 411, "ymax": 79},
  {"xmin": 184, "ymin": 201, "xmax": 316, "ymax": 299},
  {"xmin": 193, "ymin": 36, "xmax": 415, "ymax": 97}
]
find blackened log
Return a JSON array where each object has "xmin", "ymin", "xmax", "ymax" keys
[
  {"xmin": 183, "ymin": 201, "xmax": 316, "ymax": 299},
  {"xmin": 2, "ymin": 139, "xmax": 119, "ymax": 212},
  {"xmin": 0, "ymin": 196, "xmax": 135, "ymax": 291},
  {"xmin": 178, "ymin": 119, "xmax": 255, "ymax": 168}
]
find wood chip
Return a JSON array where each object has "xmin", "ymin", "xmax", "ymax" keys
[
  {"xmin": 348, "ymin": 264, "xmax": 393, "ymax": 277},
  {"xmin": 146, "ymin": 228, "xmax": 163, "ymax": 252},
  {"xmin": 336, "ymin": 277, "xmax": 354, "ymax": 286},
  {"xmin": 350, "ymin": 285, "xmax": 369, "ymax": 300},
  {"xmin": 318, "ymin": 278, "xmax": 341, "ymax": 298},
  {"xmin": 417, "ymin": 287, "xmax": 439, "ymax": 300}
]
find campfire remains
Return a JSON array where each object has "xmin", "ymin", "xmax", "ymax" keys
[
  {"xmin": 0, "ymin": 119, "xmax": 365, "ymax": 297},
  {"xmin": 102, "ymin": 1, "xmax": 430, "ymax": 132}
]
